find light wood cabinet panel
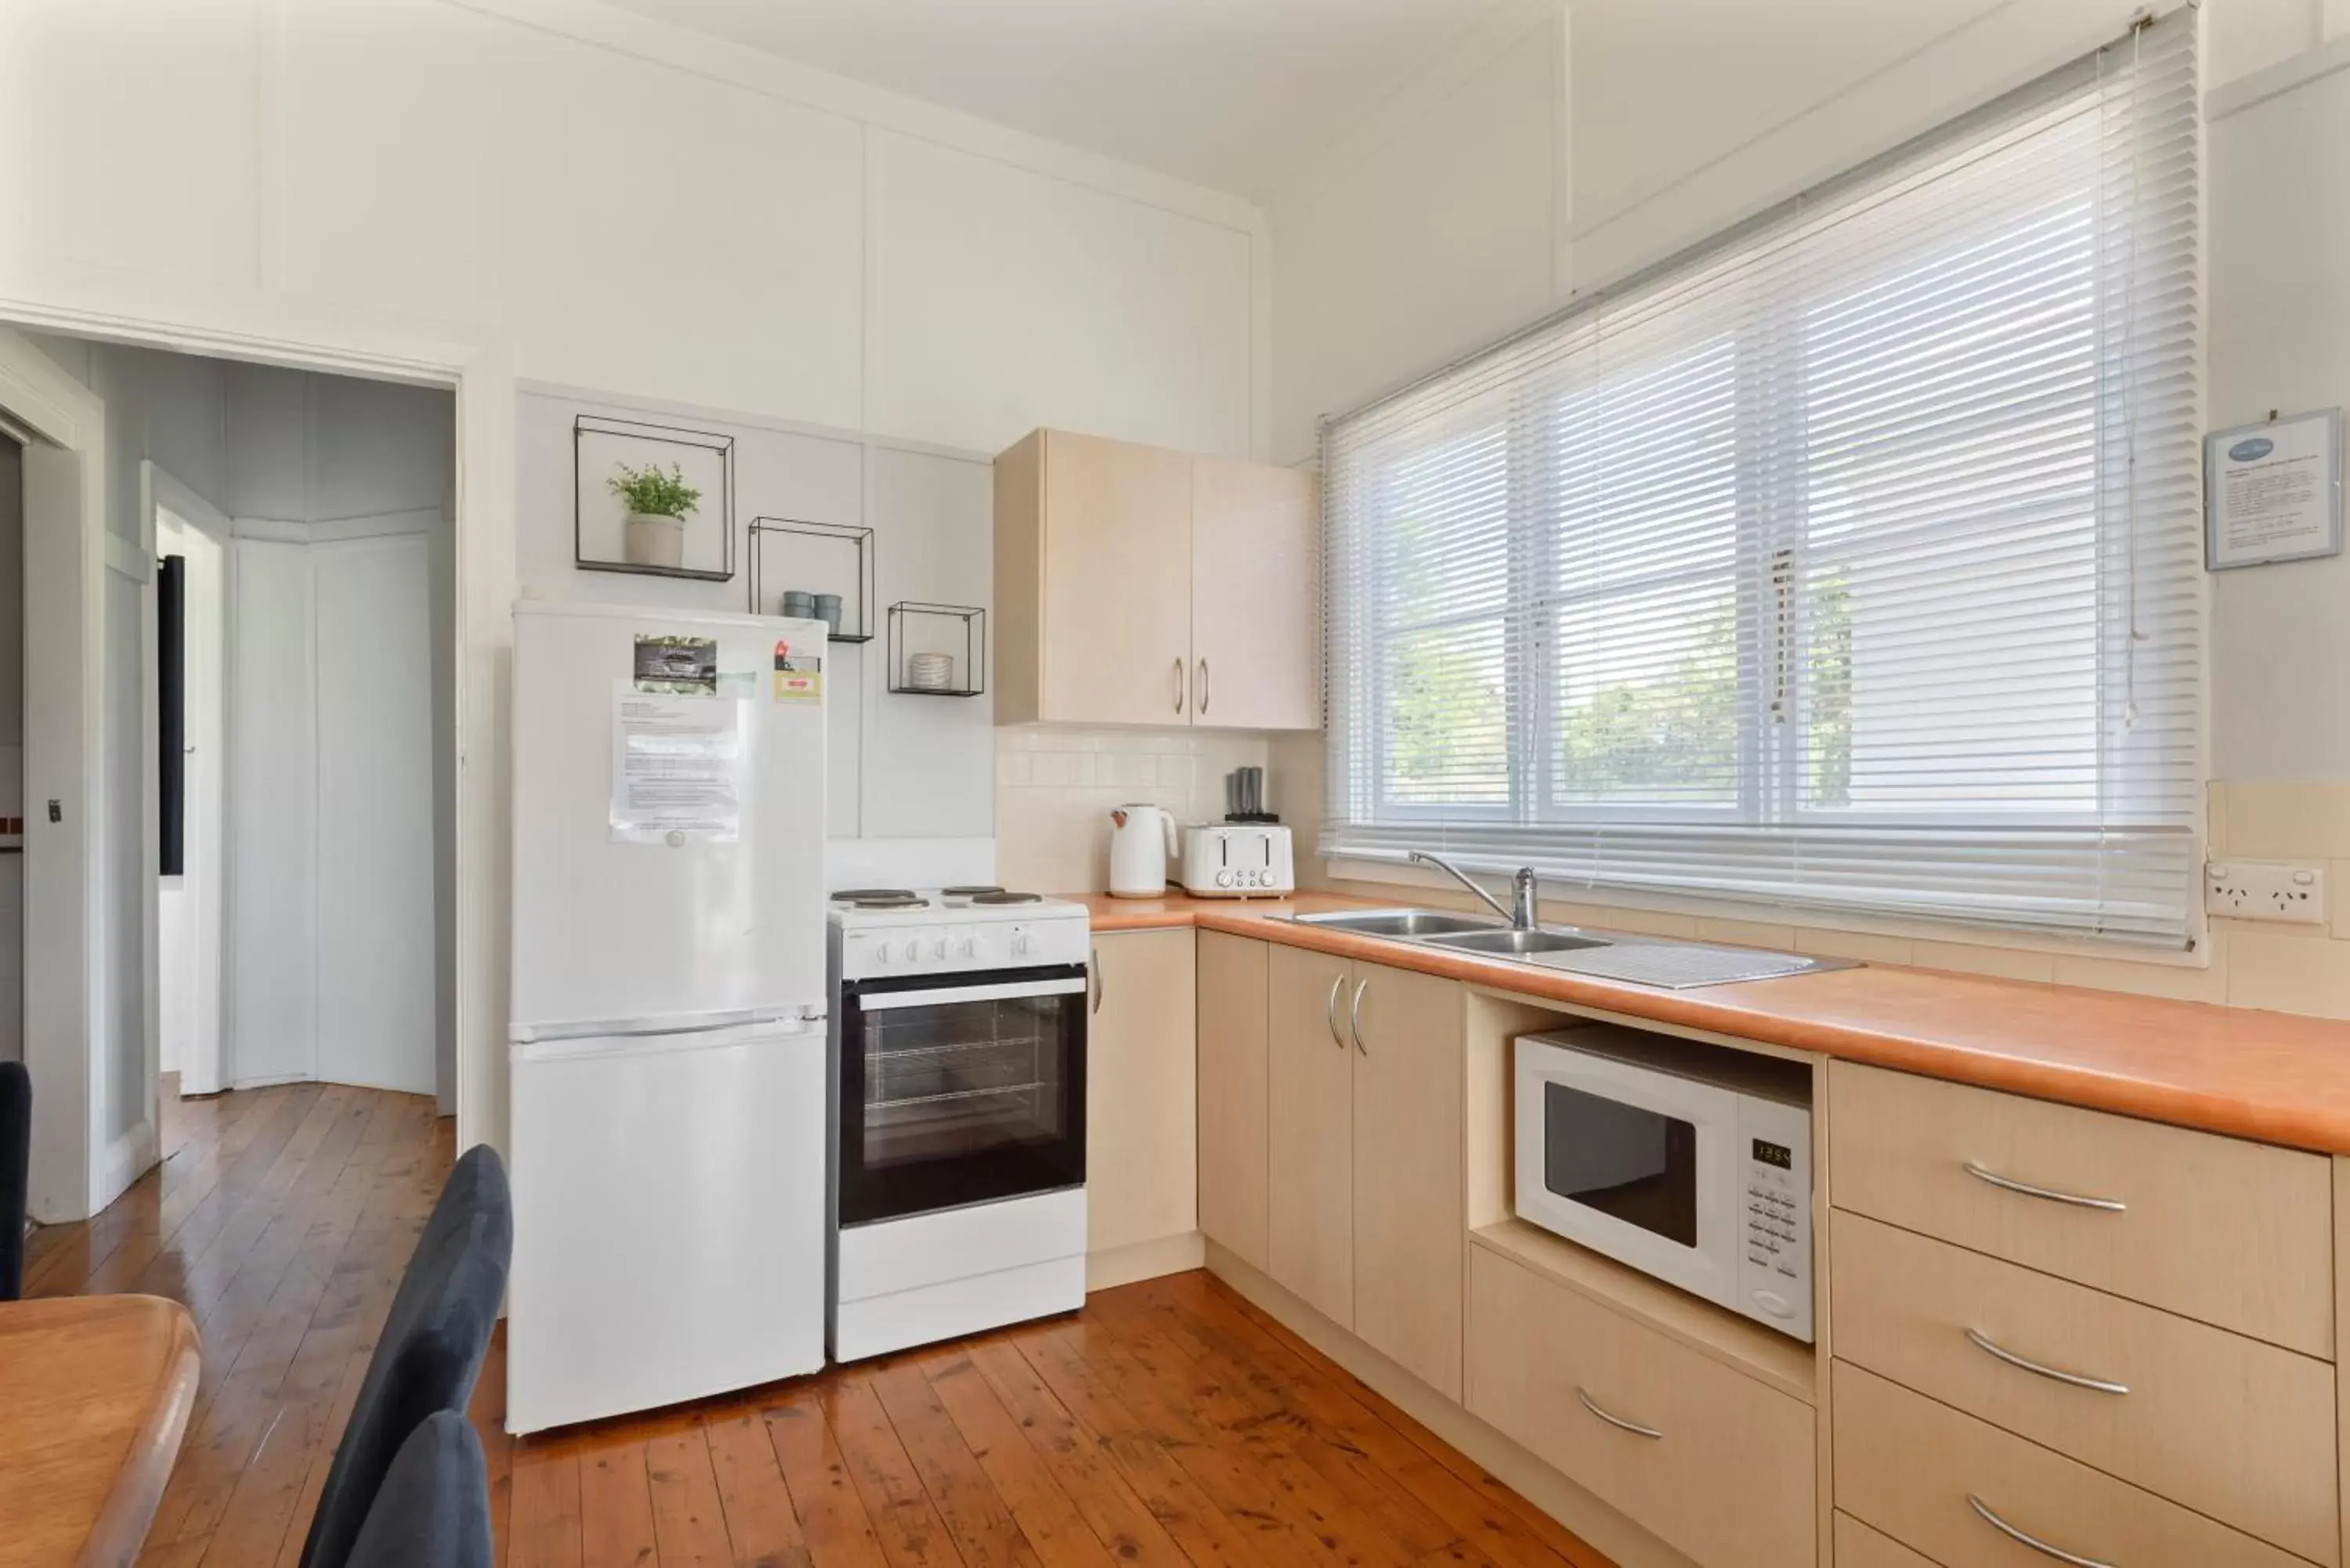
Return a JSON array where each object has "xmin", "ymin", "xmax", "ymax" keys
[
  {"xmin": 1267, "ymin": 941, "xmax": 1354, "ymax": 1328},
  {"xmin": 1829, "ymin": 1061, "xmax": 2334, "ymax": 1356},
  {"xmin": 1086, "ymin": 931, "xmax": 1198, "ymax": 1257},
  {"xmin": 1189, "ymin": 457, "xmax": 1320, "ymax": 731},
  {"xmin": 1834, "ymin": 1514, "xmax": 1942, "ymax": 1568},
  {"xmin": 1835, "ymin": 1362, "xmax": 2305, "ymax": 1568},
  {"xmin": 995, "ymin": 429, "xmax": 1192, "ymax": 727},
  {"xmin": 1350, "ymin": 959, "xmax": 1464, "ymax": 1400},
  {"xmin": 1195, "ymin": 930, "xmax": 1270, "ymax": 1270},
  {"xmin": 1831, "ymin": 1209, "xmax": 2338, "ymax": 1564},
  {"xmin": 1466, "ymin": 1245, "xmax": 1815, "ymax": 1568}
]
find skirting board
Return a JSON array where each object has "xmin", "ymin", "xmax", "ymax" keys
[
  {"xmin": 1203, "ymin": 1240, "xmax": 1702, "ymax": 1568},
  {"xmin": 1087, "ymin": 1230, "xmax": 1206, "ymax": 1292}
]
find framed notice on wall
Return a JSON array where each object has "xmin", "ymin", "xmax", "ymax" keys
[{"xmin": 2206, "ymin": 409, "xmax": 2342, "ymax": 569}]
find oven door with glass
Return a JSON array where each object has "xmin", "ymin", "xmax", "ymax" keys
[
  {"xmin": 837, "ymin": 966, "xmax": 1088, "ymax": 1228},
  {"xmin": 1512, "ymin": 1035, "xmax": 1741, "ymax": 1313}
]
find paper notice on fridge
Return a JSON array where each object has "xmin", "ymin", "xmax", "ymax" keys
[{"xmin": 610, "ymin": 684, "xmax": 743, "ymax": 844}]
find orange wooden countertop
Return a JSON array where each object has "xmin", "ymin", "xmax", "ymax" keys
[
  {"xmin": 1077, "ymin": 891, "xmax": 2350, "ymax": 1154},
  {"xmin": 0, "ymin": 1294, "xmax": 201, "ymax": 1568}
]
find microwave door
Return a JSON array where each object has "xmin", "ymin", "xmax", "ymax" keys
[{"xmin": 1517, "ymin": 1051, "xmax": 1744, "ymax": 1310}]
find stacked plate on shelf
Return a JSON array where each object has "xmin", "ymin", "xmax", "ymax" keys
[{"xmin": 907, "ymin": 652, "xmax": 956, "ymax": 691}]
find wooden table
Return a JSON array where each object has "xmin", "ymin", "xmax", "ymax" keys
[{"xmin": 0, "ymin": 1295, "xmax": 201, "ymax": 1568}]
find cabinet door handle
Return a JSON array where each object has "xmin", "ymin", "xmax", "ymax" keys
[
  {"xmin": 1090, "ymin": 948, "xmax": 1103, "ymax": 1016},
  {"xmin": 1349, "ymin": 979, "xmax": 1368, "ymax": 1055},
  {"xmin": 1197, "ymin": 659, "xmax": 1210, "ymax": 716},
  {"xmin": 1966, "ymin": 1495, "xmax": 2114, "ymax": 1568},
  {"xmin": 1325, "ymin": 974, "xmax": 1346, "ymax": 1048},
  {"xmin": 1965, "ymin": 1328, "xmax": 2128, "ymax": 1395},
  {"xmin": 1173, "ymin": 657, "xmax": 1186, "ymax": 714},
  {"xmin": 1574, "ymin": 1389, "xmax": 1662, "ymax": 1440},
  {"xmin": 1963, "ymin": 1161, "xmax": 2126, "ymax": 1212}
]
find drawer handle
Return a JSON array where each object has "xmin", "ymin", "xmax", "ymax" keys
[
  {"xmin": 1325, "ymin": 974, "xmax": 1347, "ymax": 1048},
  {"xmin": 1967, "ymin": 1494, "xmax": 2116, "ymax": 1568},
  {"xmin": 1090, "ymin": 948, "xmax": 1103, "ymax": 1016},
  {"xmin": 1962, "ymin": 1161, "xmax": 2127, "ymax": 1212},
  {"xmin": 1965, "ymin": 1328, "xmax": 2130, "ymax": 1396},
  {"xmin": 1350, "ymin": 979, "xmax": 1369, "ymax": 1055},
  {"xmin": 1574, "ymin": 1388, "xmax": 1662, "ymax": 1440}
]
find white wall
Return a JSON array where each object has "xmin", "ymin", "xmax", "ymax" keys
[
  {"xmin": 1269, "ymin": 0, "xmax": 2182, "ymax": 464},
  {"xmin": 0, "ymin": 0, "xmax": 1264, "ymax": 463}
]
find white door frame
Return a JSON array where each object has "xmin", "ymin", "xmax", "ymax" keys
[
  {"xmin": 146, "ymin": 462, "xmax": 231, "ymax": 1099},
  {"xmin": 0, "ymin": 326, "xmax": 108, "ymax": 1223},
  {"xmin": 0, "ymin": 268, "xmax": 516, "ymax": 1219}
]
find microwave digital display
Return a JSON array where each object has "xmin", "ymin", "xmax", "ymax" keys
[{"xmin": 1752, "ymin": 1138, "xmax": 1793, "ymax": 1171}]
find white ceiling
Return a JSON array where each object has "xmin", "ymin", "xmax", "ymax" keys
[{"xmin": 597, "ymin": 0, "xmax": 1529, "ymax": 201}]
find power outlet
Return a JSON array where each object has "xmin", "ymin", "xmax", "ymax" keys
[{"xmin": 2205, "ymin": 860, "xmax": 2327, "ymax": 925}]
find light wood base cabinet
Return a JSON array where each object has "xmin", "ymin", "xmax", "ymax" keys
[
  {"xmin": 1267, "ymin": 941, "xmax": 1355, "ymax": 1328},
  {"xmin": 1835, "ymin": 1362, "xmax": 2305, "ymax": 1568},
  {"xmin": 1831, "ymin": 1209, "xmax": 2338, "ymax": 1564},
  {"xmin": 1086, "ymin": 930, "xmax": 1197, "ymax": 1258},
  {"xmin": 1195, "ymin": 930, "xmax": 1270, "ymax": 1270},
  {"xmin": 1468, "ymin": 1245, "xmax": 1816, "ymax": 1568},
  {"xmin": 1350, "ymin": 959, "xmax": 1466, "ymax": 1401}
]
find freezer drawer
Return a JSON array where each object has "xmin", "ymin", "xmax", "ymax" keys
[{"xmin": 508, "ymin": 1022, "xmax": 826, "ymax": 1434}]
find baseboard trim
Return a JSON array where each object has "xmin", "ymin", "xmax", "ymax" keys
[
  {"xmin": 1203, "ymin": 1241, "xmax": 1700, "ymax": 1568},
  {"xmin": 1087, "ymin": 1230, "xmax": 1206, "ymax": 1292}
]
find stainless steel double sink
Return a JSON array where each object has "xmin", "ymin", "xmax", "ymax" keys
[{"xmin": 1278, "ymin": 907, "xmax": 1849, "ymax": 989}]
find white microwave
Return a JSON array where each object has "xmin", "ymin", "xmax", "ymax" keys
[{"xmin": 1515, "ymin": 1027, "xmax": 1813, "ymax": 1342}]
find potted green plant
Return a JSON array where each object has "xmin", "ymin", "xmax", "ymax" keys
[{"xmin": 608, "ymin": 461, "xmax": 701, "ymax": 569}]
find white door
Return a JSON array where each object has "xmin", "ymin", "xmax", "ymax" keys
[
  {"xmin": 506, "ymin": 1018, "xmax": 827, "ymax": 1433},
  {"xmin": 314, "ymin": 533, "xmax": 436, "ymax": 1094},
  {"xmin": 227, "ymin": 537, "xmax": 317, "ymax": 1086},
  {"xmin": 508, "ymin": 603, "xmax": 829, "ymax": 1032}
]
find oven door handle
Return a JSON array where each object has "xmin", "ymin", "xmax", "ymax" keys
[{"xmin": 858, "ymin": 976, "xmax": 1091, "ymax": 1012}]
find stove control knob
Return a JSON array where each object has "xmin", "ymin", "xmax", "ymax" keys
[
  {"xmin": 931, "ymin": 938, "xmax": 949, "ymax": 959},
  {"xmin": 1011, "ymin": 931, "xmax": 1031, "ymax": 957},
  {"xmin": 902, "ymin": 940, "xmax": 924, "ymax": 963},
  {"xmin": 873, "ymin": 943, "xmax": 890, "ymax": 965},
  {"xmin": 958, "ymin": 935, "xmax": 978, "ymax": 958}
]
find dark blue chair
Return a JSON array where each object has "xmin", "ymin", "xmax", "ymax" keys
[
  {"xmin": 298, "ymin": 1144, "xmax": 512, "ymax": 1568},
  {"xmin": 0, "ymin": 1060, "xmax": 29, "ymax": 1301},
  {"xmin": 344, "ymin": 1411, "xmax": 494, "ymax": 1568}
]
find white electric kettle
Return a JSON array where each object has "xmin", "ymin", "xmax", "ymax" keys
[{"xmin": 1108, "ymin": 804, "xmax": 1178, "ymax": 898}]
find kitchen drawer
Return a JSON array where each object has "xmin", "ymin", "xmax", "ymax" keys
[
  {"xmin": 1831, "ymin": 1209, "xmax": 2338, "ymax": 1564},
  {"xmin": 1466, "ymin": 1245, "xmax": 1813, "ymax": 1568},
  {"xmin": 1828, "ymin": 1061, "xmax": 2334, "ymax": 1355},
  {"xmin": 1835, "ymin": 1362, "xmax": 2308, "ymax": 1568},
  {"xmin": 1835, "ymin": 1514, "xmax": 1942, "ymax": 1568}
]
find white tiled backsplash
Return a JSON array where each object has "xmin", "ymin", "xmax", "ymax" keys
[{"xmin": 994, "ymin": 728, "xmax": 1272, "ymax": 893}]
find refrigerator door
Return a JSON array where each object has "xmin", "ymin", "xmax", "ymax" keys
[
  {"xmin": 506, "ymin": 1016, "xmax": 826, "ymax": 1434},
  {"xmin": 510, "ymin": 602, "xmax": 828, "ymax": 1031}
]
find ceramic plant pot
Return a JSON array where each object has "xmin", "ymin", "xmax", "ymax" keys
[{"xmin": 624, "ymin": 511, "xmax": 686, "ymax": 569}]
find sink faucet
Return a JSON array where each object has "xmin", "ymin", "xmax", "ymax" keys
[{"xmin": 1408, "ymin": 851, "xmax": 1541, "ymax": 930}]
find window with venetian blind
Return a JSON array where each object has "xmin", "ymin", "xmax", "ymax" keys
[{"xmin": 1321, "ymin": 12, "xmax": 2201, "ymax": 946}]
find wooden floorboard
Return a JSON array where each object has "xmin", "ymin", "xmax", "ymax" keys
[{"xmin": 25, "ymin": 1081, "xmax": 1611, "ymax": 1568}]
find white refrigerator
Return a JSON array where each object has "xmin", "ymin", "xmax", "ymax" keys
[{"xmin": 506, "ymin": 601, "xmax": 830, "ymax": 1435}]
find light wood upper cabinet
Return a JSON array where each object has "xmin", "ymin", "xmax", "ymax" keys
[
  {"xmin": 1350, "ymin": 960, "xmax": 1465, "ymax": 1400},
  {"xmin": 995, "ymin": 430, "xmax": 1320, "ymax": 730},
  {"xmin": 1189, "ymin": 457, "xmax": 1321, "ymax": 731},
  {"xmin": 1196, "ymin": 930, "xmax": 1270, "ymax": 1271},
  {"xmin": 1085, "ymin": 930, "xmax": 1198, "ymax": 1259},
  {"xmin": 1267, "ymin": 941, "xmax": 1355, "ymax": 1328}
]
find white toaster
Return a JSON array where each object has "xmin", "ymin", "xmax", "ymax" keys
[{"xmin": 1181, "ymin": 824, "xmax": 1295, "ymax": 897}]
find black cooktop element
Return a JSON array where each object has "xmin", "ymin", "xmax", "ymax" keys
[
  {"xmin": 832, "ymin": 887, "xmax": 916, "ymax": 902},
  {"xmin": 968, "ymin": 891, "xmax": 1043, "ymax": 905},
  {"xmin": 941, "ymin": 885, "xmax": 1004, "ymax": 898}
]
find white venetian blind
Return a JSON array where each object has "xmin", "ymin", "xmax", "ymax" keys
[{"xmin": 1322, "ymin": 12, "xmax": 2202, "ymax": 945}]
